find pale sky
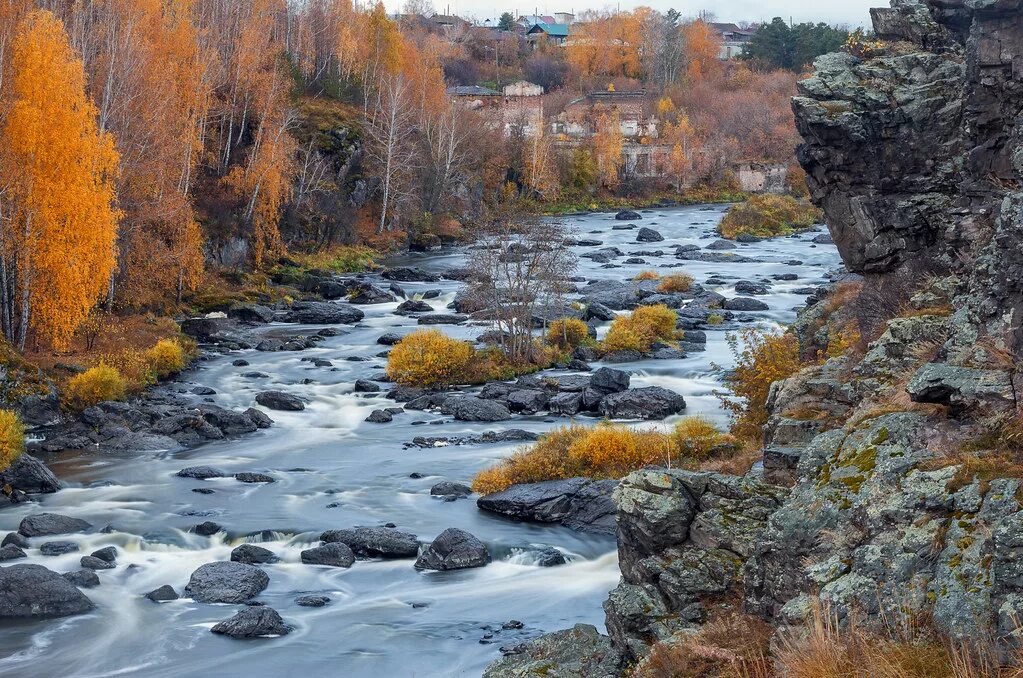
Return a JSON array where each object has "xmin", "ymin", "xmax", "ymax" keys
[{"xmin": 408, "ymin": 0, "xmax": 880, "ymax": 28}]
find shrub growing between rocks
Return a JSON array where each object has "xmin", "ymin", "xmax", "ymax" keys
[
  {"xmin": 656, "ymin": 273, "xmax": 694, "ymax": 294},
  {"xmin": 386, "ymin": 329, "xmax": 475, "ymax": 387},
  {"xmin": 719, "ymin": 328, "xmax": 802, "ymax": 444},
  {"xmin": 602, "ymin": 304, "xmax": 678, "ymax": 353},
  {"xmin": 0, "ymin": 410, "xmax": 25, "ymax": 471},
  {"xmin": 63, "ymin": 363, "xmax": 127, "ymax": 410},
  {"xmin": 545, "ymin": 318, "xmax": 590, "ymax": 350},
  {"xmin": 472, "ymin": 418, "xmax": 735, "ymax": 494},
  {"xmin": 634, "ymin": 270, "xmax": 660, "ymax": 281},
  {"xmin": 718, "ymin": 194, "xmax": 822, "ymax": 240}
]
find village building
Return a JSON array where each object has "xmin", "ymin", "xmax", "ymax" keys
[
  {"xmin": 709, "ymin": 22, "xmax": 756, "ymax": 59},
  {"xmin": 526, "ymin": 22, "xmax": 570, "ymax": 48},
  {"xmin": 552, "ymin": 91, "xmax": 659, "ymax": 139}
]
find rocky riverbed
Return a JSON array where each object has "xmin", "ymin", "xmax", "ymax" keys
[{"xmin": 0, "ymin": 204, "xmax": 841, "ymax": 677}]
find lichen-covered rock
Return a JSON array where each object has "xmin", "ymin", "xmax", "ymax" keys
[{"xmin": 482, "ymin": 624, "xmax": 624, "ymax": 678}]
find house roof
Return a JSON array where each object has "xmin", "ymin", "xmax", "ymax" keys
[
  {"xmin": 527, "ymin": 23, "xmax": 569, "ymax": 37},
  {"xmin": 447, "ymin": 85, "xmax": 500, "ymax": 96},
  {"xmin": 710, "ymin": 22, "xmax": 755, "ymax": 37}
]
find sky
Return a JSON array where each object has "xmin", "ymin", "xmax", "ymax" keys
[{"xmin": 411, "ymin": 0, "xmax": 880, "ymax": 27}]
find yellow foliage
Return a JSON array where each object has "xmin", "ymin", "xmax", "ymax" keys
[
  {"xmin": 720, "ymin": 329, "xmax": 803, "ymax": 443},
  {"xmin": 546, "ymin": 318, "xmax": 590, "ymax": 350},
  {"xmin": 472, "ymin": 418, "xmax": 734, "ymax": 494},
  {"xmin": 0, "ymin": 410, "xmax": 25, "ymax": 471},
  {"xmin": 147, "ymin": 339, "xmax": 187, "ymax": 379},
  {"xmin": 603, "ymin": 304, "xmax": 679, "ymax": 353},
  {"xmin": 386, "ymin": 329, "xmax": 475, "ymax": 387},
  {"xmin": 718, "ymin": 194, "xmax": 822, "ymax": 240},
  {"xmin": 63, "ymin": 363, "xmax": 127, "ymax": 411},
  {"xmin": 634, "ymin": 270, "xmax": 661, "ymax": 281},
  {"xmin": 657, "ymin": 273, "xmax": 694, "ymax": 294},
  {"xmin": 0, "ymin": 10, "xmax": 121, "ymax": 350}
]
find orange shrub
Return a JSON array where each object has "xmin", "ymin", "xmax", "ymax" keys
[
  {"xmin": 0, "ymin": 410, "xmax": 25, "ymax": 471},
  {"xmin": 63, "ymin": 363, "xmax": 126, "ymax": 411},
  {"xmin": 472, "ymin": 418, "xmax": 733, "ymax": 494},
  {"xmin": 718, "ymin": 194, "xmax": 822, "ymax": 240},
  {"xmin": 657, "ymin": 273, "xmax": 694, "ymax": 293},
  {"xmin": 720, "ymin": 328, "xmax": 803, "ymax": 443},
  {"xmin": 545, "ymin": 318, "xmax": 590, "ymax": 350},
  {"xmin": 386, "ymin": 329, "xmax": 475, "ymax": 387},
  {"xmin": 634, "ymin": 270, "xmax": 661, "ymax": 281},
  {"xmin": 603, "ymin": 304, "xmax": 678, "ymax": 353}
]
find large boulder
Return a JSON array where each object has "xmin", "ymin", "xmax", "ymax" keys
[
  {"xmin": 482, "ymin": 624, "xmax": 624, "ymax": 678},
  {"xmin": 414, "ymin": 528, "xmax": 490, "ymax": 571},
  {"xmin": 211, "ymin": 606, "xmax": 290, "ymax": 638},
  {"xmin": 441, "ymin": 396, "xmax": 511, "ymax": 422},
  {"xmin": 320, "ymin": 526, "xmax": 420, "ymax": 558},
  {"xmin": 0, "ymin": 564, "xmax": 94, "ymax": 619},
  {"xmin": 19, "ymin": 513, "xmax": 92, "ymax": 537},
  {"xmin": 477, "ymin": 478, "xmax": 618, "ymax": 534},
  {"xmin": 907, "ymin": 363, "xmax": 1015, "ymax": 414},
  {"xmin": 589, "ymin": 367, "xmax": 630, "ymax": 394},
  {"xmin": 598, "ymin": 386, "xmax": 685, "ymax": 420},
  {"xmin": 615, "ymin": 210, "xmax": 641, "ymax": 221},
  {"xmin": 635, "ymin": 227, "xmax": 663, "ymax": 243},
  {"xmin": 0, "ymin": 453, "xmax": 60, "ymax": 494},
  {"xmin": 183, "ymin": 562, "xmax": 269, "ymax": 603},
  {"xmin": 255, "ymin": 391, "xmax": 305, "ymax": 411},
  {"xmin": 283, "ymin": 301, "xmax": 364, "ymax": 324}
]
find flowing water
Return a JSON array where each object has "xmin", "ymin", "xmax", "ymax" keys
[{"xmin": 0, "ymin": 205, "xmax": 840, "ymax": 677}]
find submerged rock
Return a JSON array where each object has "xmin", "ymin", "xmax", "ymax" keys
[
  {"xmin": 301, "ymin": 543, "xmax": 355, "ymax": 568},
  {"xmin": 414, "ymin": 528, "xmax": 490, "ymax": 571},
  {"xmin": 0, "ymin": 565, "xmax": 94, "ymax": 619}
]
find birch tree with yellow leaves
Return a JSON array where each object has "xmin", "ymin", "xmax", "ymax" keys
[{"xmin": 0, "ymin": 10, "xmax": 120, "ymax": 350}]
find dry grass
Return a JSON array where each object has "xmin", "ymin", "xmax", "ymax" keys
[
  {"xmin": 635, "ymin": 270, "xmax": 661, "ymax": 281},
  {"xmin": 472, "ymin": 417, "xmax": 737, "ymax": 495},
  {"xmin": 633, "ymin": 610, "xmax": 773, "ymax": 678},
  {"xmin": 658, "ymin": 273, "xmax": 695, "ymax": 294}
]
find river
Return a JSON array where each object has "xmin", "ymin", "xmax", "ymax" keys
[{"xmin": 0, "ymin": 205, "xmax": 840, "ymax": 677}]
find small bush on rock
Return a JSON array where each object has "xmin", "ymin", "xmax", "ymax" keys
[
  {"xmin": 719, "ymin": 328, "xmax": 802, "ymax": 444},
  {"xmin": 602, "ymin": 304, "xmax": 678, "ymax": 353},
  {"xmin": 718, "ymin": 194, "xmax": 822, "ymax": 240},
  {"xmin": 634, "ymin": 270, "xmax": 660, "ymax": 281},
  {"xmin": 386, "ymin": 329, "xmax": 475, "ymax": 387},
  {"xmin": 657, "ymin": 273, "xmax": 694, "ymax": 294},
  {"xmin": 545, "ymin": 318, "xmax": 590, "ymax": 350},
  {"xmin": 0, "ymin": 410, "xmax": 25, "ymax": 471},
  {"xmin": 63, "ymin": 363, "xmax": 127, "ymax": 411}
]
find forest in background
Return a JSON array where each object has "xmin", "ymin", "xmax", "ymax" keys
[{"xmin": 0, "ymin": 0, "xmax": 846, "ymax": 362}]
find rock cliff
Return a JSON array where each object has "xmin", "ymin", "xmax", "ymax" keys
[{"xmin": 486, "ymin": 1, "xmax": 1023, "ymax": 675}]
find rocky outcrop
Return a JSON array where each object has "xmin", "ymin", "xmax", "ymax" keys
[{"xmin": 483, "ymin": 624, "xmax": 625, "ymax": 678}]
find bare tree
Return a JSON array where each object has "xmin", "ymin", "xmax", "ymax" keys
[
  {"xmin": 466, "ymin": 213, "xmax": 577, "ymax": 363},
  {"xmin": 366, "ymin": 74, "xmax": 417, "ymax": 233},
  {"xmin": 419, "ymin": 100, "xmax": 473, "ymax": 215}
]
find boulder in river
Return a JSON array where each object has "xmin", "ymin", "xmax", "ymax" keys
[
  {"xmin": 381, "ymin": 267, "xmax": 440, "ymax": 283},
  {"xmin": 414, "ymin": 528, "xmax": 490, "ymax": 571},
  {"xmin": 615, "ymin": 210, "xmax": 641, "ymax": 220},
  {"xmin": 395, "ymin": 299, "xmax": 433, "ymax": 314},
  {"xmin": 282, "ymin": 301, "xmax": 364, "ymax": 324},
  {"xmin": 723, "ymin": 296, "xmax": 769, "ymax": 311},
  {"xmin": 442, "ymin": 396, "xmax": 511, "ymax": 422},
  {"xmin": 63, "ymin": 570, "xmax": 100, "ymax": 588},
  {"xmin": 635, "ymin": 227, "xmax": 663, "ymax": 243},
  {"xmin": 0, "ymin": 454, "xmax": 60, "ymax": 495},
  {"xmin": 90, "ymin": 546, "xmax": 117, "ymax": 563},
  {"xmin": 211, "ymin": 606, "xmax": 291, "ymax": 639},
  {"xmin": 235, "ymin": 472, "xmax": 275, "ymax": 483},
  {"xmin": 430, "ymin": 482, "xmax": 472, "ymax": 498},
  {"xmin": 0, "ymin": 544, "xmax": 26, "ymax": 561},
  {"xmin": 193, "ymin": 521, "xmax": 222, "ymax": 536},
  {"xmin": 231, "ymin": 544, "xmax": 279, "ymax": 565},
  {"xmin": 255, "ymin": 391, "xmax": 305, "ymax": 411},
  {"xmin": 40, "ymin": 540, "xmax": 80, "ymax": 556},
  {"xmin": 19, "ymin": 513, "xmax": 92, "ymax": 537},
  {"xmin": 366, "ymin": 409, "xmax": 393, "ymax": 423},
  {"xmin": 0, "ymin": 565, "xmax": 94, "ymax": 619},
  {"xmin": 145, "ymin": 585, "xmax": 179, "ymax": 602},
  {"xmin": 80, "ymin": 555, "xmax": 115, "ymax": 570},
  {"xmin": 176, "ymin": 466, "xmax": 226, "ymax": 480},
  {"xmin": 320, "ymin": 526, "xmax": 420, "ymax": 559},
  {"xmin": 184, "ymin": 561, "xmax": 270, "ymax": 603},
  {"xmin": 589, "ymin": 367, "xmax": 630, "ymax": 394},
  {"xmin": 599, "ymin": 386, "xmax": 686, "ymax": 420},
  {"xmin": 301, "ymin": 542, "xmax": 355, "ymax": 568},
  {"xmin": 417, "ymin": 313, "xmax": 468, "ymax": 325},
  {"xmin": 296, "ymin": 594, "xmax": 330, "ymax": 607},
  {"xmin": 477, "ymin": 478, "xmax": 618, "ymax": 535}
]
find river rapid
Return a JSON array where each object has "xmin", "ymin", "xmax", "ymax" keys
[{"xmin": 0, "ymin": 205, "xmax": 840, "ymax": 678}]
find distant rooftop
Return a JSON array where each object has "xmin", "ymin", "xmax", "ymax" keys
[
  {"xmin": 447, "ymin": 85, "xmax": 500, "ymax": 96},
  {"xmin": 527, "ymin": 22, "xmax": 569, "ymax": 38}
]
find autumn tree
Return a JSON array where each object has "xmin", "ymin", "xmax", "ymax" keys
[
  {"xmin": 367, "ymin": 74, "xmax": 416, "ymax": 232},
  {"xmin": 566, "ymin": 10, "xmax": 643, "ymax": 81},
  {"xmin": 0, "ymin": 10, "xmax": 120, "ymax": 349},
  {"xmin": 592, "ymin": 109, "xmax": 624, "ymax": 190}
]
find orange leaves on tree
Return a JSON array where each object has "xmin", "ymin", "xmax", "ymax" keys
[{"xmin": 0, "ymin": 10, "xmax": 120, "ymax": 350}]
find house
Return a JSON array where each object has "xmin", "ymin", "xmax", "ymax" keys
[
  {"xmin": 503, "ymin": 81, "xmax": 544, "ymax": 97},
  {"xmin": 553, "ymin": 12, "xmax": 574, "ymax": 25},
  {"xmin": 526, "ymin": 22, "xmax": 570, "ymax": 47},
  {"xmin": 517, "ymin": 14, "xmax": 556, "ymax": 27},
  {"xmin": 553, "ymin": 91, "xmax": 658, "ymax": 139},
  {"xmin": 430, "ymin": 13, "xmax": 470, "ymax": 38},
  {"xmin": 709, "ymin": 22, "xmax": 756, "ymax": 59}
]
